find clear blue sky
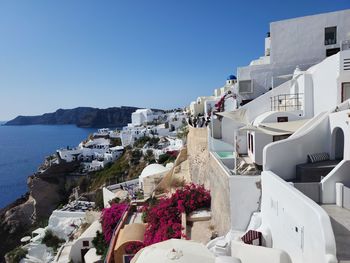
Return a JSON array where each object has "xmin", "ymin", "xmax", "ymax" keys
[{"xmin": 0, "ymin": 0, "xmax": 349, "ymax": 120}]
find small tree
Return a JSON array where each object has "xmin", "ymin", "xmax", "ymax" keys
[
  {"xmin": 42, "ymin": 230, "xmax": 65, "ymax": 251},
  {"xmin": 92, "ymin": 231, "xmax": 108, "ymax": 257}
]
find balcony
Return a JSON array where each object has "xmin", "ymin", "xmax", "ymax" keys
[{"xmin": 270, "ymin": 93, "xmax": 303, "ymax": 112}]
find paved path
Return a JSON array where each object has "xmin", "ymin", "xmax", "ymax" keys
[{"xmin": 322, "ymin": 205, "xmax": 350, "ymax": 263}]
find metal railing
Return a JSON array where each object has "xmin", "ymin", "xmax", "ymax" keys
[{"xmin": 270, "ymin": 93, "xmax": 303, "ymax": 112}]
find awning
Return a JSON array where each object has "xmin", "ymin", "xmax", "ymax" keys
[
  {"xmin": 215, "ymin": 109, "xmax": 247, "ymax": 124},
  {"xmin": 239, "ymin": 119, "xmax": 309, "ymax": 136}
]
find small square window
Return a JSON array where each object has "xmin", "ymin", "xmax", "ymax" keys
[
  {"xmin": 83, "ymin": 241, "xmax": 89, "ymax": 247},
  {"xmin": 277, "ymin": 116, "xmax": 288, "ymax": 122},
  {"xmin": 325, "ymin": 26, "xmax": 337, "ymax": 45},
  {"xmin": 238, "ymin": 80, "xmax": 253, "ymax": 94}
]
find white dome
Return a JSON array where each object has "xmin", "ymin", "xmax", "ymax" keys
[
  {"xmin": 140, "ymin": 164, "xmax": 170, "ymax": 179},
  {"xmin": 135, "ymin": 108, "xmax": 152, "ymax": 114}
]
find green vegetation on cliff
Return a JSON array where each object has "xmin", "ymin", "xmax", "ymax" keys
[{"xmin": 89, "ymin": 147, "xmax": 147, "ymax": 190}]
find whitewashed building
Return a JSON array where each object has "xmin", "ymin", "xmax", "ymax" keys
[{"xmin": 236, "ymin": 9, "xmax": 350, "ymax": 102}]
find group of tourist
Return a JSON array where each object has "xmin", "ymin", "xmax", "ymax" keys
[{"xmin": 188, "ymin": 115, "xmax": 210, "ymax": 128}]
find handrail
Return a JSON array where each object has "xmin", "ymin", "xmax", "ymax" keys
[{"xmin": 104, "ymin": 205, "xmax": 132, "ymax": 263}]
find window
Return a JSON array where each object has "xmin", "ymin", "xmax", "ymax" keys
[
  {"xmin": 325, "ymin": 26, "xmax": 337, "ymax": 45},
  {"xmin": 248, "ymin": 133, "xmax": 251, "ymax": 150},
  {"xmin": 238, "ymin": 80, "xmax": 253, "ymax": 94},
  {"xmin": 250, "ymin": 134, "xmax": 254, "ymax": 154},
  {"xmin": 277, "ymin": 116, "xmax": 288, "ymax": 122},
  {"xmin": 342, "ymin": 83, "xmax": 350, "ymax": 102},
  {"xmin": 83, "ymin": 241, "xmax": 89, "ymax": 247},
  {"xmin": 326, "ymin": 48, "xmax": 340, "ymax": 57}
]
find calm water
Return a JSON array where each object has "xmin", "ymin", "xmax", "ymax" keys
[{"xmin": 0, "ymin": 124, "xmax": 96, "ymax": 209}]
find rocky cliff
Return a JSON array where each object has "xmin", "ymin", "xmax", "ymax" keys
[
  {"xmin": 5, "ymin": 106, "xmax": 139, "ymax": 128},
  {"xmin": 0, "ymin": 161, "xmax": 81, "ymax": 260}
]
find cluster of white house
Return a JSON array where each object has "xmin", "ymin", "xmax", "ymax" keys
[
  {"xmin": 17, "ymin": 9, "xmax": 350, "ymax": 263},
  {"xmin": 57, "ymin": 129, "xmax": 124, "ymax": 172},
  {"xmin": 188, "ymin": 9, "xmax": 350, "ymax": 263},
  {"xmin": 119, "ymin": 109, "xmax": 187, "ymax": 147},
  {"xmin": 20, "ymin": 200, "xmax": 102, "ymax": 263}
]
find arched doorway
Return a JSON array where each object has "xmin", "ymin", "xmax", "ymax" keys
[{"xmin": 332, "ymin": 128, "xmax": 344, "ymax": 160}]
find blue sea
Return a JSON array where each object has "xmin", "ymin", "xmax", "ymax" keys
[{"xmin": 0, "ymin": 123, "xmax": 96, "ymax": 209}]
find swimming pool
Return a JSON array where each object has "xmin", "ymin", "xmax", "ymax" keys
[{"xmin": 216, "ymin": 151, "xmax": 235, "ymax": 159}]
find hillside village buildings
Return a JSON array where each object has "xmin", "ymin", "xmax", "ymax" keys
[
  {"xmin": 120, "ymin": 108, "xmax": 186, "ymax": 147},
  {"xmin": 14, "ymin": 8, "xmax": 350, "ymax": 263},
  {"xmin": 57, "ymin": 134, "xmax": 124, "ymax": 172},
  {"xmin": 186, "ymin": 8, "xmax": 350, "ymax": 263}
]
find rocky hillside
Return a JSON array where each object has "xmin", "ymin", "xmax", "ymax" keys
[
  {"xmin": 0, "ymin": 161, "xmax": 81, "ymax": 260},
  {"xmin": 5, "ymin": 106, "xmax": 139, "ymax": 128}
]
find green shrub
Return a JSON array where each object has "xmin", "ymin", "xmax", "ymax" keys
[
  {"xmin": 135, "ymin": 190, "xmax": 144, "ymax": 200},
  {"xmin": 108, "ymin": 197, "xmax": 121, "ymax": 205},
  {"xmin": 131, "ymin": 149, "xmax": 142, "ymax": 165},
  {"xmin": 42, "ymin": 230, "xmax": 65, "ymax": 251},
  {"xmin": 158, "ymin": 153, "xmax": 176, "ymax": 165},
  {"xmin": 6, "ymin": 246, "xmax": 27, "ymax": 263},
  {"xmin": 110, "ymin": 137, "xmax": 122, "ymax": 147},
  {"xmin": 92, "ymin": 231, "xmax": 108, "ymax": 258},
  {"xmin": 134, "ymin": 136, "xmax": 150, "ymax": 148}
]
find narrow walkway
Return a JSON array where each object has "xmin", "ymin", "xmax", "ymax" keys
[{"xmin": 322, "ymin": 205, "xmax": 350, "ymax": 263}]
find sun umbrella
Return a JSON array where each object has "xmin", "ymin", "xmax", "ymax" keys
[{"xmin": 131, "ymin": 239, "xmax": 215, "ymax": 263}]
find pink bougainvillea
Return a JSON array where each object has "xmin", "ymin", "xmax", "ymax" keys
[
  {"xmin": 101, "ymin": 203, "xmax": 128, "ymax": 243},
  {"xmin": 124, "ymin": 241, "xmax": 145, "ymax": 255},
  {"xmin": 142, "ymin": 183, "xmax": 210, "ymax": 246}
]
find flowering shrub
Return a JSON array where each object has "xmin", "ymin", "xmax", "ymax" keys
[
  {"xmin": 101, "ymin": 203, "xmax": 128, "ymax": 243},
  {"xmin": 124, "ymin": 241, "xmax": 145, "ymax": 255},
  {"xmin": 142, "ymin": 183, "xmax": 210, "ymax": 246},
  {"xmin": 166, "ymin": 150, "xmax": 179, "ymax": 158}
]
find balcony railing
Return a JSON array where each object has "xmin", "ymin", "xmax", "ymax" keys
[{"xmin": 270, "ymin": 93, "xmax": 303, "ymax": 112}]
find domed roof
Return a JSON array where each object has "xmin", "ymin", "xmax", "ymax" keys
[
  {"xmin": 135, "ymin": 108, "xmax": 152, "ymax": 114},
  {"xmin": 227, "ymin": 75, "xmax": 237, "ymax": 80},
  {"xmin": 139, "ymin": 163, "xmax": 170, "ymax": 178}
]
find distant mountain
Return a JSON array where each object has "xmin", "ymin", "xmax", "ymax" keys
[{"xmin": 5, "ymin": 106, "xmax": 140, "ymax": 128}]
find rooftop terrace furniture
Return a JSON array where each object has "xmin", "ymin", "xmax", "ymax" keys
[
  {"xmin": 241, "ymin": 230, "xmax": 262, "ymax": 246},
  {"xmin": 295, "ymin": 160, "xmax": 340, "ymax": 182}
]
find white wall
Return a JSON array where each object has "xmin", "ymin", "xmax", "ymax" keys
[
  {"xmin": 69, "ymin": 221, "xmax": 101, "ymax": 263},
  {"xmin": 229, "ymin": 175, "xmax": 261, "ymax": 231},
  {"xmin": 204, "ymin": 100, "xmax": 217, "ymax": 118},
  {"xmin": 310, "ymin": 54, "xmax": 340, "ymax": 115},
  {"xmin": 329, "ymin": 109, "xmax": 350, "ymax": 160},
  {"xmin": 241, "ymin": 80, "xmax": 292, "ymax": 122},
  {"xmin": 250, "ymin": 132, "xmax": 273, "ymax": 166},
  {"xmin": 321, "ymin": 109, "xmax": 350, "ymax": 203},
  {"xmin": 237, "ymin": 10, "xmax": 350, "ymax": 100},
  {"xmin": 254, "ymin": 111, "xmax": 303, "ymax": 125},
  {"xmin": 103, "ymin": 187, "xmax": 116, "ymax": 208},
  {"xmin": 48, "ymin": 210, "xmax": 86, "ymax": 240},
  {"xmin": 261, "ymin": 171, "xmax": 337, "ymax": 263},
  {"xmin": 263, "ymin": 112, "xmax": 330, "ymax": 180},
  {"xmin": 293, "ymin": 74, "xmax": 314, "ymax": 119},
  {"xmin": 231, "ymin": 240, "xmax": 292, "ymax": 263},
  {"xmin": 221, "ymin": 118, "xmax": 240, "ymax": 145},
  {"xmin": 270, "ymin": 9, "xmax": 350, "ymax": 66},
  {"xmin": 321, "ymin": 160, "xmax": 350, "ymax": 204}
]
